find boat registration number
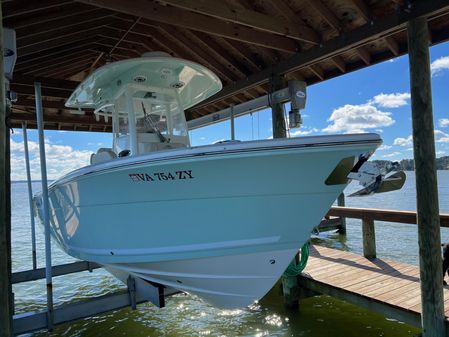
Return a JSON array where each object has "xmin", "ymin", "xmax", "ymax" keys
[{"xmin": 128, "ymin": 170, "xmax": 193, "ymax": 182}]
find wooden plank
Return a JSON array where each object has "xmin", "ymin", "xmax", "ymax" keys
[
  {"xmin": 301, "ymin": 245, "xmax": 449, "ymax": 328},
  {"xmin": 160, "ymin": 0, "xmax": 319, "ymax": 44},
  {"xmin": 76, "ymin": 0, "xmax": 301, "ymax": 53}
]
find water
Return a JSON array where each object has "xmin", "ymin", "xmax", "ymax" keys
[{"xmin": 11, "ymin": 171, "xmax": 449, "ymax": 336}]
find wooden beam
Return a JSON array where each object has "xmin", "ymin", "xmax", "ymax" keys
[
  {"xmin": 3, "ymin": 3, "xmax": 99, "ymax": 29},
  {"xmin": 17, "ymin": 28, "xmax": 106, "ymax": 57},
  {"xmin": 11, "ymin": 74, "xmax": 79, "ymax": 91},
  {"xmin": 23, "ymin": 53, "xmax": 97, "ymax": 76},
  {"xmin": 3, "ymin": 0, "xmax": 72, "ymax": 19},
  {"xmin": 17, "ymin": 17, "xmax": 117, "ymax": 48},
  {"xmin": 407, "ymin": 17, "xmax": 445, "ymax": 336},
  {"xmin": 15, "ymin": 10, "xmax": 114, "ymax": 40},
  {"xmin": 193, "ymin": 0, "xmax": 449, "ymax": 111},
  {"xmin": 350, "ymin": 0, "xmax": 371, "ymax": 23},
  {"xmin": 16, "ymin": 40, "xmax": 99, "ymax": 66},
  {"xmin": 326, "ymin": 207, "xmax": 449, "ymax": 227},
  {"xmin": 10, "ymin": 112, "xmax": 109, "ymax": 127},
  {"xmin": 309, "ymin": 64, "xmax": 325, "ymax": 80},
  {"xmin": 0, "ymin": 2, "xmax": 13, "ymax": 334},
  {"xmin": 331, "ymin": 55, "xmax": 346, "ymax": 72},
  {"xmin": 385, "ymin": 36, "xmax": 400, "ymax": 56},
  {"xmin": 160, "ymin": 0, "xmax": 319, "ymax": 44},
  {"xmin": 76, "ymin": 0, "xmax": 301, "ymax": 52},
  {"xmin": 11, "ymin": 84, "xmax": 72, "ymax": 99},
  {"xmin": 306, "ymin": 0, "xmax": 341, "ymax": 32},
  {"xmin": 356, "ymin": 46, "xmax": 371, "ymax": 65},
  {"xmin": 14, "ymin": 98, "xmax": 69, "ymax": 110}
]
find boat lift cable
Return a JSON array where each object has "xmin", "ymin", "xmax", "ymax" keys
[{"xmin": 284, "ymin": 242, "xmax": 310, "ymax": 277}]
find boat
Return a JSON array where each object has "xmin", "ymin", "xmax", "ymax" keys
[{"xmin": 34, "ymin": 52, "xmax": 403, "ymax": 308}]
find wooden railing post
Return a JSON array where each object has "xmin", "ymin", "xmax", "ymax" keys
[
  {"xmin": 362, "ymin": 218, "xmax": 376, "ymax": 259},
  {"xmin": 337, "ymin": 193, "xmax": 346, "ymax": 234}
]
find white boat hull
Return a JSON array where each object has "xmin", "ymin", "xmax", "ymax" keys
[{"xmin": 38, "ymin": 134, "xmax": 381, "ymax": 308}]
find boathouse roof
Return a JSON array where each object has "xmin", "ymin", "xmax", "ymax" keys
[{"xmin": 5, "ymin": 0, "xmax": 449, "ymax": 131}]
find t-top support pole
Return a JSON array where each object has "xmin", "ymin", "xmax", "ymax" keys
[
  {"xmin": 407, "ymin": 17, "xmax": 445, "ymax": 337},
  {"xmin": 230, "ymin": 104, "xmax": 235, "ymax": 141},
  {"xmin": 34, "ymin": 82, "xmax": 54, "ymax": 330},
  {"xmin": 22, "ymin": 122, "xmax": 37, "ymax": 270}
]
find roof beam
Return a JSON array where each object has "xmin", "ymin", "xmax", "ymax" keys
[
  {"xmin": 75, "ymin": 0, "xmax": 301, "ymax": 52},
  {"xmin": 356, "ymin": 46, "xmax": 371, "ymax": 65},
  {"xmin": 3, "ymin": 0, "xmax": 72, "ymax": 19},
  {"xmin": 3, "ymin": 3, "xmax": 99, "ymax": 28},
  {"xmin": 159, "ymin": 0, "xmax": 319, "ymax": 44},
  {"xmin": 15, "ymin": 9, "xmax": 115, "ymax": 40},
  {"xmin": 11, "ymin": 74, "xmax": 79, "ymax": 91},
  {"xmin": 193, "ymin": 0, "xmax": 449, "ymax": 110},
  {"xmin": 306, "ymin": 0, "xmax": 342, "ymax": 33},
  {"xmin": 330, "ymin": 56, "xmax": 346, "ymax": 73},
  {"xmin": 350, "ymin": 0, "xmax": 371, "ymax": 23},
  {"xmin": 10, "ymin": 112, "xmax": 109, "ymax": 128},
  {"xmin": 385, "ymin": 36, "xmax": 400, "ymax": 56}
]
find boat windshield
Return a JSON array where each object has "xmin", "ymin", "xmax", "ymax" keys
[{"xmin": 112, "ymin": 88, "xmax": 190, "ymax": 155}]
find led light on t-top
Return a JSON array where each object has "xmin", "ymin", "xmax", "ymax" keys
[{"xmin": 34, "ymin": 52, "xmax": 404, "ymax": 308}]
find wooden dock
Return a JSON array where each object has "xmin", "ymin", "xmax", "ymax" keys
[{"xmin": 298, "ymin": 245, "xmax": 449, "ymax": 328}]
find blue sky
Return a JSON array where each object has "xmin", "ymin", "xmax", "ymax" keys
[{"xmin": 10, "ymin": 41, "xmax": 449, "ymax": 180}]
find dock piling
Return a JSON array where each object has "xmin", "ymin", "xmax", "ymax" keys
[
  {"xmin": 407, "ymin": 16, "xmax": 445, "ymax": 337},
  {"xmin": 362, "ymin": 218, "xmax": 376, "ymax": 259},
  {"xmin": 337, "ymin": 193, "xmax": 346, "ymax": 234},
  {"xmin": 0, "ymin": 5, "xmax": 13, "ymax": 335}
]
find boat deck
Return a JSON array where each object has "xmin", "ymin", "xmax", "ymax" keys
[{"xmin": 299, "ymin": 245, "xmax": 449, "ymax": 327}]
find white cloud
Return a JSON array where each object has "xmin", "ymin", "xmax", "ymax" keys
[
  {"xmin": 383, "ymin": 151, "xmax": 402, "ymax": 158},
  {"xmin": 435, "ymin": 130, "xmax": 449, "ymax": 143},
  {"xmin": 431, "ymin": 56, "xmax": 449, "ymax": 76},
  {"xmin": 290, "ymin": 127, "xmax": 319, "ymax": 137},
  {"xmin": 370, "ymin": 92, "xmax": 410, "ymax": 108},
  {"xmin": 378, "ymin": 144, "xmax": 392, "ymax": 150},
  {"xmin": 436, "ymin": 150, "xmax": 446, "ymax": 156},
  {"xmin": 323, "ymin": 104, "xmax": 394, "ymax": 133},
  {"xmin": 393, "ymin": 130, "xmax": 449, "ymax": 148},
  {"xmin": 10, "ymin": 139, "xmax": 91, "ymax": 181},
  {"xmin": 439, "ymin": 118, "xmax": 449, "ymax": 128},
  {"xmin": 394, "ymin": 135, "xmax": 413, "ymax": 146}
]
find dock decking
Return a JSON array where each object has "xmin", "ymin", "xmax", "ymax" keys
[{"xmin": 299, "ymin": 245, "xmax": 449, "ymax": 328}]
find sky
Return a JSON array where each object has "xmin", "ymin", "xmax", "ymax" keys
[{"xmin": 9, "ymin": 41, "xmax": 449, "ymax": 181}]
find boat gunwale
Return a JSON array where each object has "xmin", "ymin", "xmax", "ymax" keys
[{"xmin": 49, "ymin": 133, "xmax": 382, "ymax": 189}]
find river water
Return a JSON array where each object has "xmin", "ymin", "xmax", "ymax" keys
[{"xmin": 11, "ymin": 171, "xmax": 449, "ymax": 337}]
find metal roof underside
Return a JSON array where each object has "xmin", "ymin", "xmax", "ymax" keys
[{"xmin": 5, "ymin": 0, "xmax": 449, "ymax": 132}]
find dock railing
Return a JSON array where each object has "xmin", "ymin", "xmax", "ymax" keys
[{"xmin": 326, "ymin": 206, "xmax": 449, "ymax": 259}]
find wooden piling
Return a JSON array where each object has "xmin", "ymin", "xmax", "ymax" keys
[
  {"xmin": 337, "ymin": 193, "xmax": 346, "ymax": 234},
  {"xmin": 407, "ymin": 17, "xmax": 445, "ymax": 337},
  {"xmin": 362, "ymin": 218, "xmax": 376, "ymax": 259},
  {"xmin": 271, "ymin": 75, "xmax": 287, "ymax": 139},
  {"xmin": 0, "ymin": 3, "xmax": 13, "ymax": 335}
]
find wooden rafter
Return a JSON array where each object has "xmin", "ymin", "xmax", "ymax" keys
[
  {"xmin": 159, "ymin": 0, "xmax": 319, "ymax": 44},
  {"xmin": 75, "ymin": 0, "xmax": 301, "ymax": 52},
  {"xmin": 194, "ymin": 0, "xmax": 449, "ymax": 110},
  {"xmin": 385, "ymin": 36, "xmax": 400, "ymax": 56},
  {"xmin": 306, "ymin": 0, "xmax": 341, "ymax": 33}
]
